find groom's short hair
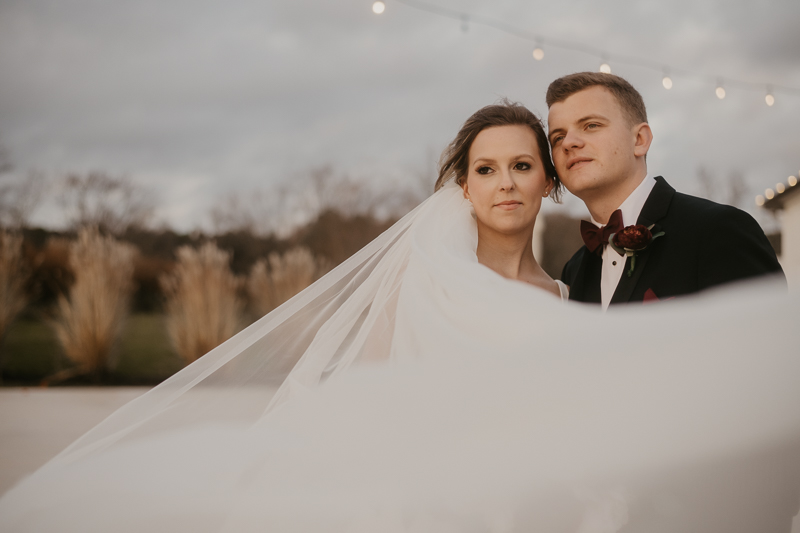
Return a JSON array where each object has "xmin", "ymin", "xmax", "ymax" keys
[{"xmin": 546, "ymin": 72, "xmax": 648, "ymax": 126}]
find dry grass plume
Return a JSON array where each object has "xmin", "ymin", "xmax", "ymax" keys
[
  {"xmin": 160, "ymin": 242, "xmax": 243, "ymax": 364},
  {"xmin": 247, "ymin": 247, "xmax": 321, "ymax": 318},
  {"xmin": 51, "ymin": 227, "xmax": 137, "ymax": 380},
  {"xmin": 0, "ymin": 230, "xmax": 30, "ymax": 378}
]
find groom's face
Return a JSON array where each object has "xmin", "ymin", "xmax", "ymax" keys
[{"xmin": 547, "ymin": 86, "xmax": 640, "ymax": 201}]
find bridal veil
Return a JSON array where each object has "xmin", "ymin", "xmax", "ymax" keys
[{"xmin": 1, "ymin": 181, "xmax": 799, "ymax": 532}]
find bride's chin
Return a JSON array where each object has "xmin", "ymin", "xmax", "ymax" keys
[{"xmin": 478, "ymin": 216, "xmax": 537, "ymax": 235}]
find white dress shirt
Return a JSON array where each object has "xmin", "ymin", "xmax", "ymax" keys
[{"xmin": 590, "ymin": 175, "xmax": 657, "ymax": 310}]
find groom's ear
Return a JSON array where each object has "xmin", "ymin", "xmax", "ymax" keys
[{"xmin": 633, "ymin": 123, "xmax": 653, "ymax": 158}]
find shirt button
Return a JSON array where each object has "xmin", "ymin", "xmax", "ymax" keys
[{"xmin": 612, "ymin": 261, "xmax": 617, "ymax": 266}]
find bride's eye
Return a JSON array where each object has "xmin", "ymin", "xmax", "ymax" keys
[
  {"xmin": 476, "ymin": 166, "xmax": 492, "ymax": 175},
  {"xmin": 514, "ymin": 162, "xmax": 531, "ymax": 171}
]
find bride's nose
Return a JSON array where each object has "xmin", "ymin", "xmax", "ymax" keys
[{"xmin": 498, "ymin": 169, "xmax": 515, "ymax": 191}]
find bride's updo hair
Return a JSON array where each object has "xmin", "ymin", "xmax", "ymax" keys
[{"xmin": 435, "ymin": 100, "xmax": 561, "ymax": 202}]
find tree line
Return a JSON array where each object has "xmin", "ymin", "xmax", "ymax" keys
[{"xmin": 0, "ymin": 144, "xmax": 586, "ymax": 385}]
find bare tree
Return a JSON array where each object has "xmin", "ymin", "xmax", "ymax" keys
[
  {"xmin": 210, "ymin": 165, "xmax": 429, "ymax": 237},
  {"xmin": 697, "ymin": 166, "xmax": 717, "ymax": 201},
  {"xmin": 210, "ymin": 189, "xmax": 279, "ymax": 236},
  {"xmin": 0, "ymin": 144, "xmax": 47, "ymax": 229},
  {"xmin": 725, "ymin": 171, "xmax": 749, "ymax": 208},
  {"xmin": 58, "ymin": 172, "xmax": 155, "ymax": 234},
  {"xmin": 695, "ymin": 166, "xmax": 750, "ymax": 209},
  {"xmin": 0, "ymin": 171, "xmax": 48, "ymax": 229}
]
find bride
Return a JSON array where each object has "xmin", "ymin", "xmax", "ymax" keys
[
  {"xmin": 1, "ymin": 102, "xmax": 799, "ymax": 533},
  {"xmin": 433, "ymin": 99, "xmax": 565, "ymax": 299}
]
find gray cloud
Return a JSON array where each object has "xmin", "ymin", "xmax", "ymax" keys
[{"xmin": 1, "ymin": 0, "xmax": 798, "ymax": 230}]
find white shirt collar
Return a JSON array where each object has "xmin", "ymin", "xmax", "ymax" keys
[{"xmin": 591, "ymin": 174, "xmax": 656, "ymax": 227}]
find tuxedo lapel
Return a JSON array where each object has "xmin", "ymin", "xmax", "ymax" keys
[
  {"xmin": 609, "ymin": 245, "xmax": 653, "ymax": 304},
  {"xmin": 570, "ymin": 249, "xmax": 602, "ymax": 303},
  {"xmin": 636, "ymin": 176, "xmax": 674, "ymax": 227},
  {"xmin": 610, "ymin": 177, "xmax": 675, "ymax": 304}
]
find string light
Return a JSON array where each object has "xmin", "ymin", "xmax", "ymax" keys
[
  {"xmin": 379, "ymin": 0, "xmax": 800, "ymax": 105},
  {"xmin": 776, "ymin": 183, "xmax": 786, "ymax": 194},
  {"xmin": 789, "ymin": 176, "xmax": 798, "ymax": 187},
  {"xmin": 661, "ymin": 68, "xmax": 673, "ymax": 90},
  {"xmin": 765, "ymin": 188, "xmax": 775, "ymax": 200},
  {"xmin": 755, "ymin": 195, "xmax": 765, "ymax": 206}
]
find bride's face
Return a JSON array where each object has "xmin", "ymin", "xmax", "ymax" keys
[{"xmin": 462, "ymin": 125, "xmax": 552, "ymax": 236}]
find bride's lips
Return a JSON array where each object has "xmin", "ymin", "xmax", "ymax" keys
[
  {"xmin": 567, "ymin": 157, "xmax": 592, "ymax": 170},
  {"xmin": 494, "ymin": 200, "xmax": 522, "ymax": 210}
]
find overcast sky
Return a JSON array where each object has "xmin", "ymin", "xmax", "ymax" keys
[{"xmin": 1, "ymin": 0, "xmax": 799, "ymax": 232}]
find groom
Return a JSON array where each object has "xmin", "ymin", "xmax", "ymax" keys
[
  {"xmin": 546, "ymin": 72, "xmax": 798, "ymax": 531},
  {"xmin": 546, "ymin": 72, "xmax": 784, "ymax": 308}
]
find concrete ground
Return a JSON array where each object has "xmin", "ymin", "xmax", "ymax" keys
[
  {"xmin": 0, "ymin": 387, "xmax": 149, "ymax": 496},
  {"xmin": 1, "ymin": 387, "xmax": 799, "ymax": 531}
]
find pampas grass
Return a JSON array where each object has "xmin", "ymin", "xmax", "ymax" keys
[
  {"xmin": 0, "ymin": 231, "xmax": 28, "ymax": 337},
  {"xmin": 0, "ymin": 231, "xmax": 29, "ymax": 377},
  {"xmin": 51, "ymin": 227, "xmax": 137, "ymax": 380},
  {"xmin": 247, "ymin": 247, "xmax": 321, "ymax": 318},
  {"xmin": 161, "ymin": 242, "xmax": 243, "ymax": 364}
]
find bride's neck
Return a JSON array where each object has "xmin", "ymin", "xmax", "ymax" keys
[{"xmin": 475, "ymin": 225, "xmax": 539, "ymax": 281}]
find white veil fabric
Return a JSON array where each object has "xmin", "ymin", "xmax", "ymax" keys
[{"xmin": 1, "ymin": 181, "xmax": 799, "ymax": 532}]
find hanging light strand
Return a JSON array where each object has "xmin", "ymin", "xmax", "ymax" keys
[{"xmin": 385, "ymin": 0, "xmax": 800, "ymax": 100}]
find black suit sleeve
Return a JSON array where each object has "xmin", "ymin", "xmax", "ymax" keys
[
  {"xmin": 560, "ymin": 248, "xmax": 584, "ymax": 287},
  {"xmin": 696, "ymin": 205, "xmax": 784, "ymax": 291}
]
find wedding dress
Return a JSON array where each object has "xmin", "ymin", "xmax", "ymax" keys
[{"xmin": 1, "ymin": 181, "xmax": 798, "ymax": 533}]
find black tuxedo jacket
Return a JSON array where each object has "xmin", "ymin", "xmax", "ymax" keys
[{"xmin": 561, "ymin": 176, "xmax": 785, "ymax": 304}]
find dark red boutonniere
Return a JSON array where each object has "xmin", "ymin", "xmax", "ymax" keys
[{"xmin": 609, "ymin": 224, "xmax": 665, "ymax": 277}]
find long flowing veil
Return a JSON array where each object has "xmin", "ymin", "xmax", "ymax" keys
[{"xmin": 1, "ymin": 181, "xmax": 799, "ymax": 532}]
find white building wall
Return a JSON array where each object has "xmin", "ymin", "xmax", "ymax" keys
[{"xmin": 779, "ymin": 194, "xmax": 800, "ymax": 290}]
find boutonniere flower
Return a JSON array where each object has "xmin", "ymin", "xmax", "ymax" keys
[{"xmin": 608, "ymin": 224, "xmax": 665, "ymax": 277}]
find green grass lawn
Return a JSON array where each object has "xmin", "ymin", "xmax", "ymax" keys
[{"xmin": 1, "ymin": 313, "xmax": 184, "ymax": 386}]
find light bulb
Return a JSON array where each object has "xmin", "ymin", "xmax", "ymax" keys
[
  {"xmin": 532, "ymin": 48, "xmax": 544, "ymax": 61},
  {"xmin": 372, "ymin": 1, "xmax": 385, "ymax": 14},
  {"xmin": 662, "ymin": 76, "xmax": 673, "ymax": 90},
  {"xmin": 789, "ymin": 176, "xmax": 798, "ymax": 187},
  {"xmin": 765, "ymin": 94, "xmax": 775, "ymax": 106},
  {"xmin": 715, "ymin": 86, "xmax": 726, "ymax": 100},
  {"xmin": 765, "ymin": 188, "xmax": 775, "ymax": 200},
  {"xmin": 776, "ymin": 183, "xmax": 785, "ymax": 194},
  {"xmin": 599, "ymin": 63, "xmax": 611, "ymax": 74},
  {"xmin": 755, "ymin": 195, "xmax": 765, "ymax": 206}
]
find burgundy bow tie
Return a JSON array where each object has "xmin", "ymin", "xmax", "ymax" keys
[{"xmin": 580, "ymin": 209, "xmax": 624, "ymax": 255}]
